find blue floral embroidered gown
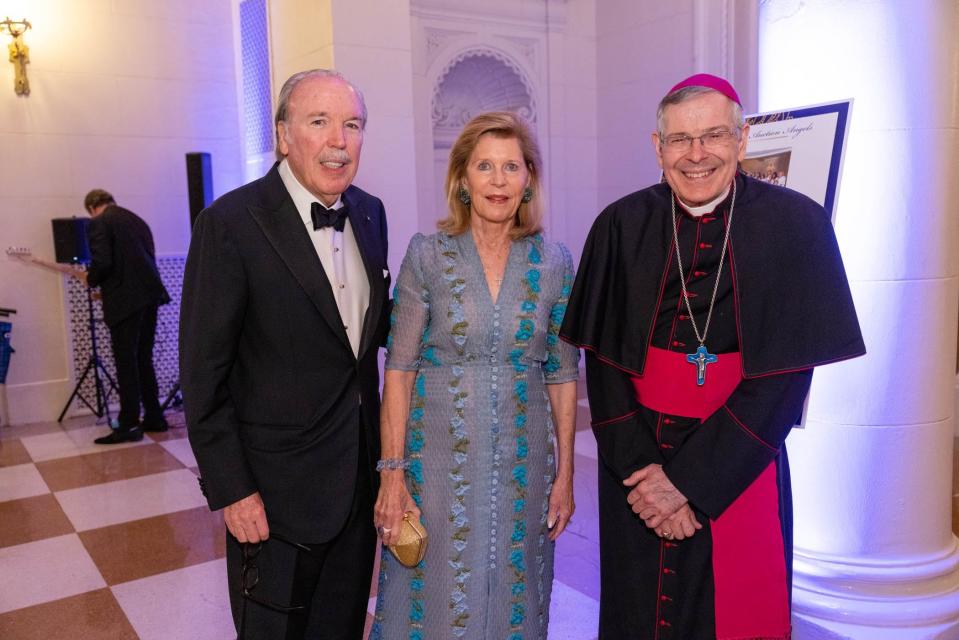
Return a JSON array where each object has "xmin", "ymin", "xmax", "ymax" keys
[{"xmin": 371, "ymin": 231, "xmax": 579, "ymax": 640}]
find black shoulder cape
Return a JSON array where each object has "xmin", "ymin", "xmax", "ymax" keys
[{"xmin": 560, "ymin": 174, "xmax": 865, "ymax": 377}]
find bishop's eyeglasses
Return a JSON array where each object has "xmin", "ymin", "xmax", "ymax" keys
[{"xmin": 660, "ymin": 128, "xmax": 741, "ymax": 152}]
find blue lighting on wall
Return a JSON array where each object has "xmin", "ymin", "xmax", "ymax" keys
[{"xmin": 240, "ymin": 0, "xmax": 273, "ymax": 158}]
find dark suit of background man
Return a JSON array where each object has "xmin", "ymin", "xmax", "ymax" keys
[
  {"xmin": 82, "ymin": 189, "xmax": 170, "ymax": 445},
  {"xmin": 180, "ymin": 69, "xmax": 390, "ymax": 639}
]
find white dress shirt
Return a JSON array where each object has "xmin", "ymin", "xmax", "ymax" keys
[{"xmin": 278, "ymin": 159, "xmax": 370, "ymax": 357}]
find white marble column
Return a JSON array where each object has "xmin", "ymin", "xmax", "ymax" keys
[{"xmin": 760, "ymin": 1, "xmax": 959, "ymax": 638}]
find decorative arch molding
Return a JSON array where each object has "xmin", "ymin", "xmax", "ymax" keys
[
  {"xmin": 432, "ymin": 45, "xmax": 538, "ymax": 104},
  {"xmin": 429, "ymin": 43, "xmax": 539, "ymax": 147}
]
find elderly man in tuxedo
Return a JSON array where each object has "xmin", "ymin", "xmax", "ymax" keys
[{"xmin": 181, "ymin": 69, "xmax": 391, "ymax": 639}]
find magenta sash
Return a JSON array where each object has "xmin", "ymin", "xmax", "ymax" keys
[{"xmin": 632, "ymin": 346, "xmax": 790, "ymax": 640}]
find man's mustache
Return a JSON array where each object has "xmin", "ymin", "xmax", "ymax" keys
[{"xmin": 319, "ymin": 152, "xmax": 351, "ymax": 164}]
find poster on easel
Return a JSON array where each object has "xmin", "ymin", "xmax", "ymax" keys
[
  {"xmin": 744, "ymin": 100, "xmax": 852, "ymax": 426},
  {"xmin": 744, "ymin": 99, "xmax": 852, "ymax": 222}
]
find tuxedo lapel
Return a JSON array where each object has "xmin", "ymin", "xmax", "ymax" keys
[
  {"xmin": 248, "ymin": 174, "xmax": 352, "ymax": 354},
  {"xmin": 343, "ymin": 189, "xmax": 385, "ymax": 360}
]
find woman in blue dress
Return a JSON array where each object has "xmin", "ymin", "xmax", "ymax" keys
[{"xmin": 372, "ymin": 111, "xmax": 579, "ymax": 640}]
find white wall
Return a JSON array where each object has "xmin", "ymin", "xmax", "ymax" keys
[
  {"xmin": 0, "ymin": 0, "xmax": 242, "ymax": 424},
  {"xmin": 593, "ymin": 0, "xmax": 756, "ymax": 241},
  {"xmin": 331, "ymin": 0, "xmax": 421, "ymax": 271},
  {"xmin": 596, "ymin": 1, "xmax": 695, "ymax": 214},
  {"xmin": 542, "ymin": 0, "xmax": 598, "ymax": 260}
]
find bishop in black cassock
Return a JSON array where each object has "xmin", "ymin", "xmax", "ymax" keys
[{"xmin": 560, "ymin": 74, "xmax": 865, "ymax": 639}]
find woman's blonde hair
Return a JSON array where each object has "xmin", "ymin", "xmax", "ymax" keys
[{"xmin": 438, "ymin": 111, "xmax": 543, "ymax": 239}]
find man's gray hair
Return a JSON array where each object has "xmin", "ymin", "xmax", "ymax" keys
[
  {"xmin": 656, "ymin": 85, "xmax": 744, "ymax": 138},
  {"xmin": 274, "ymin": 69, "xmax": 368, "ymax": 159}
]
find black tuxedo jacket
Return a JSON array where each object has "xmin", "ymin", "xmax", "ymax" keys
[
  {"xmin": 86, "ymin": 205, "xmax": 170, "ymax": 327},
  {"xmin": 180, "ymin": 165, "xmax": 390, "ymax": 542}
]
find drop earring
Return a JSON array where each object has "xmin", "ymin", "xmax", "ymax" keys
[
  {"xmin": 521, "ymin": 187, "xmax": 533, "ymax": 203},
  {"xmin": 458, "ymin": 187, "xmax": 471, "ymax": 206}
]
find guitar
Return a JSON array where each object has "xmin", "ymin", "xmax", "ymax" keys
[{"xmin": 7, "ymin": 246, "xmax": 94, "ymax": 290}]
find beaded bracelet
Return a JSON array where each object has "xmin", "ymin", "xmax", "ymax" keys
[{"xmin": 376, "ymin": 457, "xmax": 411, "ymax": 471}]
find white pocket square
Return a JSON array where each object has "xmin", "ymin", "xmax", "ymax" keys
[{"xmin": 383, "ymin": 269, "xmax": 390, "ymax": 278}]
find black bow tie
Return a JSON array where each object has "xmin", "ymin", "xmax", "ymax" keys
[{"xmin": 310, "ymin": 202, "xmax": 348, "ymax": 232}]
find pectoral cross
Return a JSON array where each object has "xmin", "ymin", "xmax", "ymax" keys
[{"xmin": 686, "ymin": 345, "xmax": 717, "ymax": 386}]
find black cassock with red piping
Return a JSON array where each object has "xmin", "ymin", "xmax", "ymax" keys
[{"xmin": 560, "ymin": 174, "xmax": 864, "ymax": 640}]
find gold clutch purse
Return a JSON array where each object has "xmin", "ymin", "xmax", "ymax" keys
[{"xmin": 389, "ymin": 512, "xmax": 428, "ymax": 568}]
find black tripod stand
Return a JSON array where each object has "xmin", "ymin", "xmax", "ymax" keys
[
  {"xmin": 58, "ymin": 284, "xmax": 119, "ymax": 423},
  {"xmin": 161, "ymin": 379, "xmax": 181, "ymax": 411}
]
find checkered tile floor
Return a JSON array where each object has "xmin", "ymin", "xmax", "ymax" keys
[{"xmin": 0, "ymin": 397, "xmax": 601, "ymax": 639}]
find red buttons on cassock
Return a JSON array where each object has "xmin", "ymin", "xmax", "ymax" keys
[{"xmin": 699, "ymin": 242, "xmax": 712, "ymax": 249}]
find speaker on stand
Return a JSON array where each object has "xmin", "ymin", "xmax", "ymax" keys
[
  {"xmin": 186, "ymin": 152, "xmax": 213, "ymax": 230},
  {"xmin": 162, "ymin": 152, "xmax": 213, "ymax": 411},
  {"xmin": 52, "ymin": 217, "xmax": 120, "ymax": 423}
]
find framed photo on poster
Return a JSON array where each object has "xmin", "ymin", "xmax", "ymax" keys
[
  {"xmin": 744, "ymin": 99, "xmax": 852, "ymax": 222},
  {"xmin": 744, "ymin": 100, "xmax": 853, "ymax": 426}
]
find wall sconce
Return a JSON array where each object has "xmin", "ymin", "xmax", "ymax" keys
[{"xmin": 1, "ymin": 17, "xmax": 31, "ymax": 96}]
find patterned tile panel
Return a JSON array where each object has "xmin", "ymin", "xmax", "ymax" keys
[{"xmin": 65, "ymin": 256, "xmax": 184, "ymax": 416}]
